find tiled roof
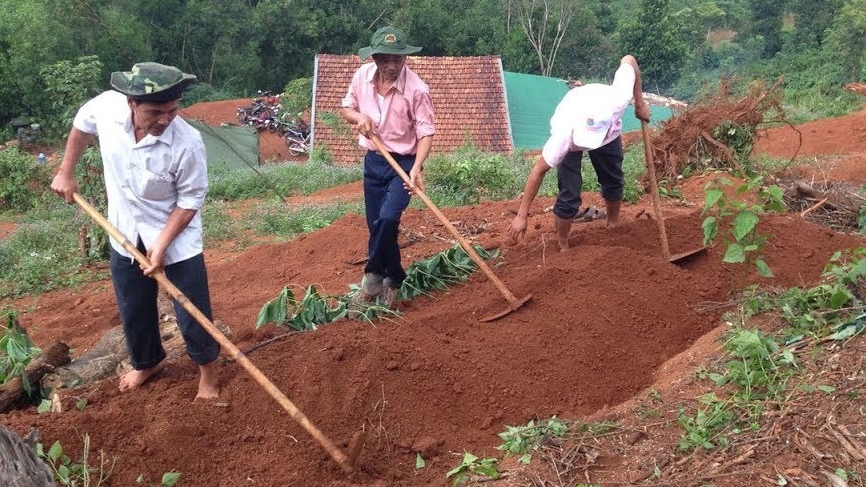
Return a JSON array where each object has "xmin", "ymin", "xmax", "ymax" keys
[{"xmin": 313, "ymin": 54, "xmax": 512, "ymax": 164}]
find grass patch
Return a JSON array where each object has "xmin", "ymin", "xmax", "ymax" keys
[
  {"xmin": 0, "ymin": 206, "xmax": 105, "ymax": 298},
  {"xmin": 247, "ymin": 201, "xmax": 361, "ymax": 240},
  {"xmin": 207, "ymin": 160, "xmax": 362, "ymax": 201}
]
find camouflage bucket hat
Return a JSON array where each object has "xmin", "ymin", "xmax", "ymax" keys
[
  {"xmin": 358, "ymin": 26, "xmax": 421, "ymax": 60},
  {"xmin": 110, "ymin": 62, "xmax": 197, "ymax": 102}
]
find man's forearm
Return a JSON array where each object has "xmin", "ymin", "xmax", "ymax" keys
[
  {"xmin": 57, "ymin": 128, "xmax": 94, "ymax": 176},
  {"xmin": 154, "ymin": 207, "xmax": 197, "ymax": 250},
  {"xmin": 517, "ymin": 157, "xmax": 550, "ymax": 217},
  {"xmin": 414, "ymin": 135, "xmax": 433, "ymax": 169}
]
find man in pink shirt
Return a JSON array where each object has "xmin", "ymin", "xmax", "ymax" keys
[
  {"xmin": 341, "ymin": 26, "xmax": 435, "ymax": 311},
  {"xmin": 508, "ymin": 55, "xmax": 651, "ymax": 252}
]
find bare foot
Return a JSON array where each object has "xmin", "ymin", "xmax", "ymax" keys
[
  {"xmin": 195, "ymin": 360, "xmax": 220, "ymax": 400},
  {"xmin": 118, "ymin": 362, "xmax": 166, "ymax": 392},
  {"xmin": 606, "ymin": 219, "xmax": 621, "ymax": 229},
  {"xmin": 558, "ymin": 240, "xmax": 570, "ymax": 252}
]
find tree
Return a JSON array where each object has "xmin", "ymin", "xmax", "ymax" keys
[
  {"xmin": 509, "ymin": 0, "xmax": 576, "ymax": 76},
  {"xmin": 748, "ymin": 0, "xmax": 783, "ymax": 58},
  {"xmin": 618, "ymin": 0, "xmax": 691, "ymax": 90},
  {"xmin": 787, "ymin": 0, "xmax": 844, "ymax": 48},
  {"xmin": 823, "ymin": 0, "xmax": 866, "ymax": 82}
]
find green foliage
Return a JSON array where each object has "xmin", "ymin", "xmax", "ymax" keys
[
  {"xmin": 822, "ymin": 0, "xmax": 866, "ymax": 82},
  {"xmin": 497, "ymin": 417, "xmax": 569, "ymax": 460},
  {"xmin": 617, "ymin": 0, "xmax": 692, "ymax": 89},
  {"xmin": 677, "ymin": 393, "xmax": 734, "ymax": 451},
  {"xmin": 701, "ymin": 176, "xmax": 786, "ymax": 276},
  {"xmin": 424, "ymin": 141, "xmax": 526, "ymax": 206},
  {"xmin": 250, "ymin": 202, "xmax": 358, "ymax": 240},
  {"xmin": 712, "ymin": 328, "xmax": 798, "ymax": 402},
  {"xmin": 282, "ymin": 78, "xmax": 313, "ymax": 117},
  {"xmin": 76, "ymin": 147, "xmax": 109, "ymax": 261},
  {"xmin": 36, "ymin": 435, "xmax": 114, "ymax": 487},
  {"xmin": 207, "ymin": 162, "xmax": 361, "ymax": 202},
  {"xmin": 400, "ymin": 245, "xmax": 497, "ymax": 301},
  {"xmin": 0, "ymin": 204, "xmax": 104, "ymax": 297},
  {"xmin": 0, "ymin": 147, "xmax": 51, "ymax": 211},
  {"xmin": 446, "ymin": 452, "xmax": 500, "ymax": 486},
  {"xmin": 711, "ymin": 120, "xmax": 755, "ymax": 173},
  {"xmin": 38, "ymin": 55, "xmax": 102, "ymax": 139},
  {"xmin": 256, "ymin": 244, "xmax": 496, "ymax": 328},
  {"xmin": 0, "ymin": 309, "xmax": 41, "ymax": 396}
]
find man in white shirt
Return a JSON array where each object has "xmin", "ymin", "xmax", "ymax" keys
[
  {"xmin": 508, "ymin": 55, "xmax": 651, "ymax": 251},
  {"xmin": 50, "ymin": 62, "xmax": 220, "ymax": 399}
]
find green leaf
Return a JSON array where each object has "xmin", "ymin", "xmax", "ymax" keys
[
  {"xmin": 162, "ymin": 471, "xmax": 182, "ymax": 486},
  {"xmin": 755, "ymin": 259, "xmax": 774, "ymax": 277},
  {"xmin": 701, "ymin": 216, "xmax": 718, "ymax": 245},
  {"xmin": 75, "ymin": 398, "xmax": 88, "ymax": 411},
  {"xmin": 723, "ymin": 243, "xmax": 746, "ymax": 263},
  {"xmin": 37, "ymin": 399, "xmax": 53, "ymax": 414},
  {"xmin": 703, "ymin": 189, "xmax": 724, "ymax": 212},
  {"xmin": 48, "ymin": 441, "xmax": 63, "ymax": 461},
  {"xmin": 732, "ymin": 211, "xmax": 758, "ymax": 241},
  {"xmin": 829, "ymin": 289, "xmax": 851, "ymax": 309},
  {"xmin": 415, "ymin": 453, "xmax": 426, "ymax": 469},
  {"xmin": 818, "ymin": 385, "xmax": 836, "ymax": 394},
  {"xmin": 518, "ymin": 453, "xmax": 532, "ymax": 465}
]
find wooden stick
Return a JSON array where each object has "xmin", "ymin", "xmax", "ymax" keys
[
  {"xmin": 71, "ymin": 193, "xmax": 355, "ymax": 474},
  {"xmin": 641, "ymin": 122, "xmax": 672, "ymax": 260},
  {"xmin": 800, "ymin": 197, "xmax": 828, "ymax": 217},
  {"xmin": 368, "ymin": 135, "xmax": 529, "ymax": 310}
]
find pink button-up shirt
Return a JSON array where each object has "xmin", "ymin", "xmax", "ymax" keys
[{"xmin": 341, "ymin": 62, "xmax": 436, "ymax": 155}]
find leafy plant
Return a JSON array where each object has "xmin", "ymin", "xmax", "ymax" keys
[
  {"xmin": 497, "ymin": 416, "xmax": 569, "ymax": 460},
  {"xmin": 38, "ymin": 55, "xmax": 103, "ymax": 139},
  {"xmin": 712, "ymin": 120, "xmax": 755, "ymax": 173},
  {"xmin": 256, "ymin": 245, "xmax": 496, "ymax": 328},
  {"xmin": 446, "ymin": 452, "xmax": 499, "ymax": 486},
  {"xmin": 677, "ymin": 393, "xmax": 734, "ymax": 451},
  {"xmin": 36, "ymin": 435, "xmax": 114, "ymax": 487},
  {"xmin": 0, "ymin": 309, "xmax": 41, "ymax": 396},
  {"xmin": 425, "ymin": 140, "xmax": 526, "ymax": 206},
  {"xmin": 701, "ymin": 176, "xmax": 786, "ymax": 277},
  {"xmin": 136, "ymin": 471, "xmax": 181, "ymax": 486},
  {"xmin": 281, "ymin": 77, "xmax": 313, "ymax": 118},
  {"xmin": 0, "ymin": 146, "xmax": 51, "ymax": 212}
]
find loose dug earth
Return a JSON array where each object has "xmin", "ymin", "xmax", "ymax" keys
[{"xmin": 2, "ymin": 103, "xmax": 866, "ymax": 486}]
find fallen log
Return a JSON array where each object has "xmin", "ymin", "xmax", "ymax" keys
[
  {"xmin": 0, "ymin": 341, "xmax": 70, "ymax": 413},
  {"xmin": 0, "ymin": 426, "xmax": 55, "ymax": 487}
]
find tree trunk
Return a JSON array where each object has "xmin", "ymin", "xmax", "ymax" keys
[
  {"xmin": 0, "ymin": 426, "xmax": 56, "ymax": 487},
  {"xmin": 0, "ymin": 342, "xmax": 71, "ymax": 413}
]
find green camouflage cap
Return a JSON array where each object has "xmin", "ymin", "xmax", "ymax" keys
[
  {"xmin": 110, "ymin": 62, "xmax": 196, "ymax": 102},
  {"xmin": 358, "ymin": 26, "xmax": 421, "ymax": 60}
]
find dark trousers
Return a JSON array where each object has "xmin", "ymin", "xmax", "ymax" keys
[
  {"xmin": 553, "ymin": 136, "xmax": 624, "ymax": 219},
  {"xmin": 363, "ymin": 150, "xmax": 415, "ymax": 287},
  {"xmin": 110, "ymin": 241, "xmax": 220, "ymax": 370}
]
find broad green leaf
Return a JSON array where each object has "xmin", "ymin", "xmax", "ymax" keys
[
  {"xmin": 75, "ymin": 398, "xmax": 88, "ymax": 411},
  {"xmin": 703, "ymin": 189, "xmax": 724, "ymax": 212},
  {"xmin": 829, "ymin": 289, "xmax": 851, "ymax": 309},
  {"xmin": 415, "ymin": 453, "xmax": 425, "ymax": 469},
  {"xmin": 48, "ymin": 441, "xmax": 63, "ymax": 461},
  {"xmin": 57, "ymin": 464, "xmax": 70, "ymax": 482},
  {"xmin": 473, "ymin": 464, "xmax": 500, "ymax": 479},
  {"xmin": 755, "ymin": 259, "xmax": 774, "ymax": 277},
  {"xmin": 518, "ymin": 453, "xmax": 532, "ymax": 465},
  {"xmin": 723, "ymin": 243, "xmax": 746, "ymax": 263},
  {"xmin": 818, "ymin": 385, "xmax": 836, "ymax": 394},
  {"xmin": 701, "ymin": 216, "xmax": 717, "ymax": 245},
  {"xmin": 732, "ymin": 211, "xmax": 758, "ymax": 241},
  {"xmin": 37, "ymin": 399, "xmax": 52, "ymax": 413},
  {"xmin": 162, "ymin": 471, "xmax": 182, "ymax": 486}
]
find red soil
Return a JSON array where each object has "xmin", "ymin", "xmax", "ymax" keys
[{"xmin": 2, "ymin": 102, "xmax": 866, "ymax": 486}]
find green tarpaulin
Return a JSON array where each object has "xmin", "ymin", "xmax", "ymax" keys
[
  {"xmin": 186, "ymin": 119, "xmax": 259, "ymax": 171},
  {"xmin": 503, "ymin": 71, "xmax": 673, "ymax": 150}
]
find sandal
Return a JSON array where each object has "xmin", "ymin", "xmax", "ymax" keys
[{"xmin": 573, "ymin": 206, "xmax": 606, "ymax": 223}]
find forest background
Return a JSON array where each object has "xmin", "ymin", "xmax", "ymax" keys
[{"xmin": 1, "ymin": 0, "xmax": 865, "ymax": 142}]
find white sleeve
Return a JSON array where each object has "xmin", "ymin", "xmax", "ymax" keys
[
  {"xmin": 610, "ymin": 64, "xmax": 637, "ymax": 107},
  {"xmin": 540, "ymin": 130, "xmax": 573, "ymax": 168}
]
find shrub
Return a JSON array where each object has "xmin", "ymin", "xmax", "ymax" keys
[{"xmin": 0, "ymin": 147, "xmax": 51, "ymax": 211}]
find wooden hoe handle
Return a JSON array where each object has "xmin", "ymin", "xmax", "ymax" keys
[
  {"xmin": 640, "ymin": 121, "xmax": 672, "ymax": 260},
  {"xmin": 72, "ymin": 193, "xmax": 355, "ymax": 473},
  {"xmin": 369, "ymin": 136, "xmax": 523, "ymax": 306}
]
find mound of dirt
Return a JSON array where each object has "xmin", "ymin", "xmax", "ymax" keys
[{"xmin": 2, "ymin": 107, "xmax": 866, "ymax": 486}]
